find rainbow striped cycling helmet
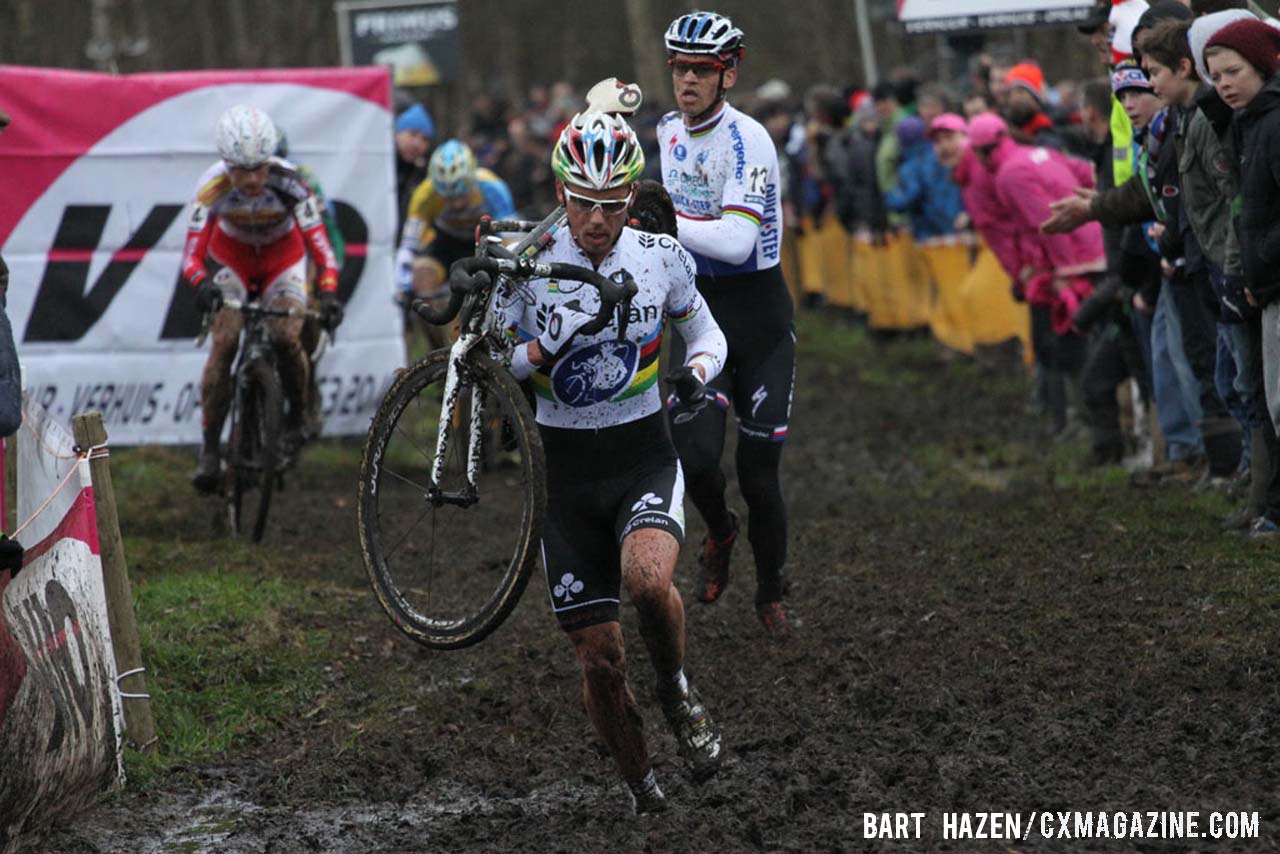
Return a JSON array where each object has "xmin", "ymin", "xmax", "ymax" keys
[
  {"xmin": 551, "ymin": 111, "xmax": 645, "ymax": 191},
  {"xmin": 429, "ymin": 139, "xmax": 477, "ymax": 198},
  {"xmin": 664, "ymin": 11, "xmax": 744, "ymax": 63}
]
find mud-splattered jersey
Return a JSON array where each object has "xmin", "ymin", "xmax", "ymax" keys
[
  {"xmin": 501, "ymin": 228, "xmax": 726, "ymax": 430},
  {"xmin": 657, "ymin": 102, "xmax": 783, "ymax": 276},
  {"xmin": 180, "ymin": 157, "xmax": 338, "ymax": 291}
]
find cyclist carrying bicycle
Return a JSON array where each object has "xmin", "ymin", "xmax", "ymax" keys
[
  {"xmin": 181, "ymin": 105, "xmax": 343, "ymax": 493},
  {"xmin": 491, "ymin": 109, "xmax": 728, "ymax": 814},
  {"xmin": 659, "ymin": 11, "xmax": 796, "ymax": 636},
  {"xmin": 396, "ymin": 139, "xmax": 515, "ymax": 343}
]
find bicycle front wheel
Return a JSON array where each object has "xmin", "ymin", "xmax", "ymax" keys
[
  {"xmin": 358, "ymin": 348, "xmax": 545, "ymax": 650},
  {"xmin": 228, "ymin": 360, "xmax": 281, "ymax": 543}
]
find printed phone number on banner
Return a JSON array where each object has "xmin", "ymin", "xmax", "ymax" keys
[{"xmin": 24, "ymin": 372, "xmax": 395, "ymax": 429}]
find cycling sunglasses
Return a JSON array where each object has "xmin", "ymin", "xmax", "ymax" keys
[
  {"xmin": 668, "ymin": 58, "xmax": 726, "ymax": 78},
  {"xmin": 563, "ymin": 186, "xmax": 632, "ymax": 216}
]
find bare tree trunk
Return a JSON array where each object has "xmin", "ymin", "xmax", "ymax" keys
[
  {"xmin": 624, "ymin": 0, "xmax": 666, "ymax": 106},
  {"xmin": 86, "ymin": 0, "xmax": 118, "ymax": 72},
  {"xmin": 227, "ymin": 0, "xmax": 255, "ymax": 68},
  {"xmin": 193, "ymin": 0, "xmax": 218, "ymax": 69}
]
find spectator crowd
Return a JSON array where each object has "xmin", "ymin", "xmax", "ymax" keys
[{"xmin": 386, "ymin": 0, "xmax": 1280, "ymax": 540}]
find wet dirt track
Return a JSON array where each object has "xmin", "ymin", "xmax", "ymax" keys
[{"xmin": 32, "ymin": 322, "xmax": 1280, "ymax": 853}]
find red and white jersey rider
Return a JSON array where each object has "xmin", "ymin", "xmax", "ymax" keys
[{"xmin": 181, "ymin": 156, "xmax": 339, "ymax": 303}]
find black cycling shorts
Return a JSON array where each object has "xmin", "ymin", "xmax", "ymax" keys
[
  {"xmin": 539, "ymin": 411, "xmax": 686, "ymax": 632},
  {"xmin": 670, "ymin": 265, "xmax": 796, "ymax": 442}
]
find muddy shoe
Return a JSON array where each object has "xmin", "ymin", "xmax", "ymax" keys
[
  {"xmin": 694, "ymin": 512, "xmax": 739, "ymax": 603},
  {"xmin": 659, "ymin": 684, "xmax": 722, "ymax": 783},
  {"xmin": 1129, "ymin": 455, "xmax": 1203, "ymax": 488},
  {"xmin": 191, "ymin": 448, "xmax": 221, "ymax": 495},
  {"xmin": 1221, "ymin": 506, "xmax": 1258, "ymax": 532},
  {"xmin": 756, "ymin": 600, "xmax": 793, "ymax": 638},
  {"xmin": 1246, "ymin": 517, "xmax": 1280, "ymax": 541},
  {"xmin": 627, "ymin": 770, "xmax": 667, "ymax": 816},
  {"xmin": 279, "ymin": 428, "xmax": 305, "ymax": 465}
]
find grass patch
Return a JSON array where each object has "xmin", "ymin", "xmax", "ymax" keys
[{"xmin": 126, "ymin": 569, "xmax": 330, "ymax": 784}]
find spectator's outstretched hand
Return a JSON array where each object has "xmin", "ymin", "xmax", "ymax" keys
[{"xmin": 1041, "ymin": 187, "xmax": 1096, "ymax": 234}]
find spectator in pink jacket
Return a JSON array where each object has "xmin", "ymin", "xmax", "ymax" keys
[
  {"xmin": 970, "ymin": 114, "xmax": 1106, "ymax": 283},
  {"xmin": 930, "ymin": 114, "xmax": 1023, "ymax": 289},
  {"xmin": 969, "ymin": 112, "xmax": 1104, "ymax": 434}
]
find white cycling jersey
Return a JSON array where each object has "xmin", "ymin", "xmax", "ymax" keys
[
  {"xmin": 657, "ymin": 102, "xmax": 783, "ymax": 277},
  {"xmin": 502, "ymin": 227, "xmax": 727, "ymax": 430}
]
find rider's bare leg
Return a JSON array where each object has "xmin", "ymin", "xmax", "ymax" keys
[
  {"xmin": 567, "ymin": 621, "xmax": 652, "ymax": 788},
  {"xmin": 266, "ymin": 293, "xmax": 308, "ymax": 435},
  {"xmin": 622, "ymin": 528, "xmax": 685, "ymax": 685},
  {"xmin": 200, "ymin": 309, "xmax": 244, "ymax": 452},
  {"xmin": 412, "ymin": 257, "xmax": 450, "ymax": 351}
]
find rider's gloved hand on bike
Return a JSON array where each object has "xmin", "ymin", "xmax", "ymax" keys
[
  {"xmin": 319, "ymin": 294, "xmax": 344, "ymax": 332},
  {"xmin": 195, "ymin": 280, "xmax": 223, "ymax": 314},
  {"xmin": 537, "ymin": 301, "xmax": 595, "ymax": 361},
  {"xmin": 666, "ymin": 364, "xmax": 708, "ymax": 425}
]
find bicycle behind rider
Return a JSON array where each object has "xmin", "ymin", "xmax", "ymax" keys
[
  {"xmin": 659, "ymin": 11, "xmax": 796, "ymax": 635},
  {"xmin": 181, "ymin": 105, "xmax": 343, "ymax": 493},
  {"xmin": 397, "ymin": 139, "xmax": 514, "ymax": 346},
  {"xmin": 489, "ymin": 109, "xmax": 728, "ymax": 814}
]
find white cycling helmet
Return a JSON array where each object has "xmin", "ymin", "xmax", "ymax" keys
[
  {"xmin": 664, "ymin": 10, "xmax": 744, "ymax": 62},
  {"xmin": 215, "ymin": 104, "xmax": 278, "ymax": 168},
  {"xmin": 551, "ymin": 111, "xmax": 645, "ymax": 191}
]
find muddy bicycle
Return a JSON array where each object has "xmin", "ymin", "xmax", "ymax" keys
[
  {"xmin": 358, "ymin": 211, "xmax": 637, "ymax": 650},
  {"xmin": 200, "ymin": 297, "xmax": 324, "ymax": 543}
]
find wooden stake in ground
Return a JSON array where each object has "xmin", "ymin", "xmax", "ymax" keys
[{"xmin": 71, "ymin": 412, "xmax": 157, "ymax": 754}]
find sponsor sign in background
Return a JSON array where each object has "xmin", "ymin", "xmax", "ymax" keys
[
  {"xmin": 897, "ymin": 0, "xmax": 1091, "ymax": 32},
  {"xmin": 336, "ymin": 0, "xmax": 460, "ymax": 86},
  {"xmin": 0, "ymin": 65, "xmax": 403, "ymax": 445},
  {"xmin": 0, "ymin": 397, "xmax": 125, "ymax": 852}
]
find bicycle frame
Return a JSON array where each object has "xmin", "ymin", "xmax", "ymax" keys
[{"xmin": 427, "ymin": 209, "xmax": 567, "ymax": 506}]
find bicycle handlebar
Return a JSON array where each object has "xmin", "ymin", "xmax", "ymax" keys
[
  {"xmin": 418, "ymin": 256, "xmax": 638, "ymax": 342},
  {"xmin": 220, "ymin": 298, "xmax": 317, "ymax": 320},
  {"xmin": 196, "ymin": 297, "xmax": 321, "ymax": 346}
]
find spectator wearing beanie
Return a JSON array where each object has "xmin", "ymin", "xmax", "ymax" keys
[
  {"xmin": 1003, "ymin": 63, "xmax": 1066, "ymax": 151},
  {"xmin": 1207, "ymin": 17, "xmax": 1280, "ymax": 536},
  {"xmin": 394, "ymin": 104, "xmax": 434, "ymax": 235}
]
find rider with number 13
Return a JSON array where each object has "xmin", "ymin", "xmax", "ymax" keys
[{"xmin": 659, "ymin": 11, "xmax": 797, "ymax": 635}]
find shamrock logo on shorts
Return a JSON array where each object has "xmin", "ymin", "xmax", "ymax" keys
[{"xmin": 554, "ymin": 573, "xmax": 585, "ymax": 602}]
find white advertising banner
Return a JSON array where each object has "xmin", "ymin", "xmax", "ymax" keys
[
  {"xmin": 897, "ymin": 0, "xmax": 1093, "ymax": 33},
  {"xmin": 0, "ymin": 66, "xmax": 404, "ymax": 445}
]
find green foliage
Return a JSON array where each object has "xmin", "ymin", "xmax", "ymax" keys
[{"xmin": 126, "ymin": 569, "xmax": 329, "ymax": 781}]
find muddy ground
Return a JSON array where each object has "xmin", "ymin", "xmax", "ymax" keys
[{"xmin": 27, "ymin": 318, "xmax": 1280, "ymax": 852}]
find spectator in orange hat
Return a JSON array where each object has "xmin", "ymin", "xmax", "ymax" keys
[{"xmin": 1004, "ymin": 62, "xmax": 1067, "ymax": 150}]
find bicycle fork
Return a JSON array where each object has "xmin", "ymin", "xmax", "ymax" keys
[{"xmin": 429, "ymin": 331, "xmax": 486, "ymax": 507}]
